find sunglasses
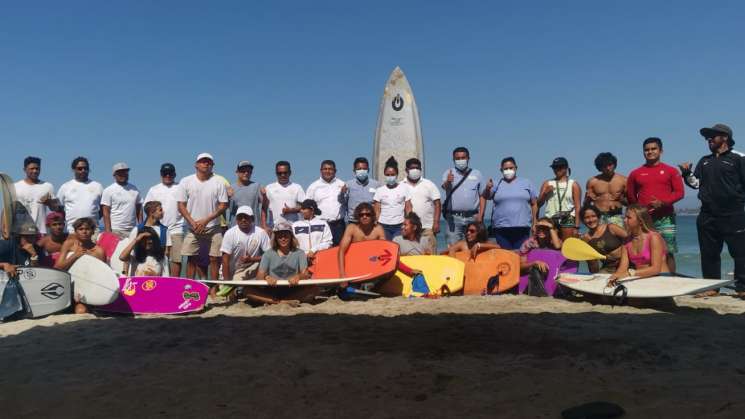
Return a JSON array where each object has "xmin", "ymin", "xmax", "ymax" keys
[
  {"xmin": 466, "ymin": 228, "xmax": 478, "ymax": 233},
  {"xmin": 358, "ymin": 212, "xmax": 373, "ymax": 218}
]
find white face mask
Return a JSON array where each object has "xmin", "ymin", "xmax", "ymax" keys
[
  {"xmin": 407, "ymin": 169, "xmax": 422, "ymax": 181},
  {"xmin": 385, "ymin": 175, "xmax": 397, "ymax": 186},
  {"xmin": 502, "ymin": 168, "xmax": 516, "ymax": 180},
  {"xmin": 454, "ymin": 159, "xmax": 468, "ymax": 171},
  {"xmin": 355, "ymin": 169, "xmax": 368, "ymax": 182}
]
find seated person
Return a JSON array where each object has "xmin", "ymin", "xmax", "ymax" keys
[
  {"xmin": 118, "ymin": 226, "xmax": 168, "ymax": 276},
  {"xmin": 220, "ymin": 206, "xmax": 270, "ymax": 281},
  {"xmin": 0, "ymin": 221, "xmax": 43, "ymax": 275},
  {"xmin": 292, "ymin": 199, "xmax": 332, "ymax": 262},
  {"xmin": 518, "ymin": 217, "xmax": 562, "ymax": 275},
  {"xmin": 393, "ymin": 212, "xmax": 432, "ymax": 256},
  {"xmin": 249, "ymin": 221, "xmax": 314, "ymax": 306},
  {"xmin": 608, "ymin": 204, "xmax": 670, "ymax": 286},
  {"xmin": 445, "ymin": 222, "xmax": 500, "ymax": 259},
  {"xmin": 55, "ymin": 217, "xmax": 106, "ymax": 314},
  {"xmin": 580, "ymin": 204, "xmax": 627, "ymax": 273},
  {"xmin": 37, "ymin": 212, "xmax": 68, "ymax": 267},
  {"xmin": 337, "ymin": 202, "xmax": 386, "ymax": 278}
]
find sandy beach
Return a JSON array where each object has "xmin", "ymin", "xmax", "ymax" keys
[{"xmin": 2, "ymin": 295, "xmax": 745, "ymax": 418}]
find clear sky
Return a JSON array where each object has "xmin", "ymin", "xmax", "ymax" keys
[{"xmin": 2, "ymin": 1, "xmax": 744, "ymax": 209}]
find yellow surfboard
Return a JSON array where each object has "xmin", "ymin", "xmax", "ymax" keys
[{"xmin": 376, "ymin": 255, "xmax": 465, "ymax": 297}]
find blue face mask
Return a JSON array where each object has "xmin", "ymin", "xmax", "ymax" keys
[
  {"xmin": 385, "ymin": 175, "xmax": 397, "ymax": 186},
  {"xmin": 454, "ymin": 159, "xmax": 468, "ymax": 171},
  {"xmin": 355, "ymin": 169, "xmax": 368, "ymax": 182}
]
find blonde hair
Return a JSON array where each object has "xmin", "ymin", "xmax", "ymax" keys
[{"xmin": 625, "ymin": 204, "xmax": 655, "ymax": 233}]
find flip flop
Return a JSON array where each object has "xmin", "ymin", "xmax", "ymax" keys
[{"xmin": 216, "ymin": 284, "xmax": 235, "ymax": 297}]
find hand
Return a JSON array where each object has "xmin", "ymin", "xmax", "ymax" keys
[
  {"xmin": 281, "ymin": 203, "xmax": 292, "ymax": 215},
  {"xmin": 20, "ymin": 241, "xmax": 37, "ymax": 256},
  {"xmin": 265, "ymin": 275, "xmax": 278, "ymax": 286},
  {"xmin": 38, "ymin": 192, "xmax": 52, "ymax": 205},
  {"xmin": 649, "ymin": 196, "xmax": 664, "ymax": 209},
  {"xmin": 192, "ymin": 219, "xmax": 207, "ymax": 234},
  {"xmin": 226, "ymin": 186, "xmax": 235, "ymax": 198},
  {"xmin": 678, "ymin": 162, "xmax": 692, "ymax": 173},
  {"xmin": 288, "ymin": 275, "xmax": 301, "ymax": 286},
  {"xmin": 469, "ymin": 243, "xmax": 480, "ymax": 260},
  {"xmin": 536, "ymin": 220, "xmax": 553, "ymax": 229},
  {"xmin": 446, "ymin": 169, "xmax": 454, "ymax": 184},
  {"xmin": 72, "ymin": 242, "xmax": 85, "ymax": 259},
  {"xmin": 136, "ymin": 232, "xmax": 151, "ymax": 242},
  {"xmin": 340, "ymin": 184, "xmax": 348, "ymax": 194},
  {"xmin": 532, "ymin": 261, "xmax": 549, "ymax": 273},
  {"xmin": 542, "ymin": 184, "xmax": 555, "ymax": 195},
  {"xmin": 473, "ymin": 213, "xmax": 482, "ymax": 223},
  {"xmin": 485, "ymin": 178, "xmax": 494, "ymax": 191},
  {"xmin": 2, "ymin": 264, "xmax": 17, "ymax": 276},
  {"xmin": 432, "ymin": 222, "xmax": 440, "ymax": 235},
  {"xmin": 261, "ymin": 224, "xmax": 272, "ymax": 234},
  {"xmin": 239, "ymin": 255, "xmax": 253, "ymax": 264},
  {"xmin": 607, "ymin": 273, "xmax": 625, "ymax": 287},
  {"xmin": 307, "ymin": 250, "xmax": 316, "ymax": 261}
]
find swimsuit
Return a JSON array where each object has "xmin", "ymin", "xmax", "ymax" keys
[
  {"xmin": 587, "ymin": 227, "xmax": 623, "ymax": 272},
  {"xmin": 625, "ymin": 233, "xmax": 667, "ymax": 268}
]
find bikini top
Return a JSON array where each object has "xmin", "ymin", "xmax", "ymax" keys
[
  {"xmin": 625, "ymin": 233, "xmax": 666, "ymax": 268},
  {"xmin": 587, "ymin": 226, "xmax": 623, "ymax": 255}
]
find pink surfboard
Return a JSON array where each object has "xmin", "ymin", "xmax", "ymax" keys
[
  {"xmin": 97, "ymin": 232, "xmax": 120, "ymax": 261},
  {"xmin": 518, "ymin": 249, "xmax": 578, "ymax": 296},
  {"xmin": 98, "ymin": 276, "xmax": 209, "ymax": 314}
]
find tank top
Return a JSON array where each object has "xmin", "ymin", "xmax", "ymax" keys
[
  {"xmin": 625, "ymin": 233, "xmax": 667, "ymax": 268},
  {"xmin": 544, "ymin": 179, "xmax": 575, "ymax": 218}
]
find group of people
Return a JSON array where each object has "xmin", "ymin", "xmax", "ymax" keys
[{"xmin": 2, "ymin": 122, "xmax": 744, "ymax": 307}]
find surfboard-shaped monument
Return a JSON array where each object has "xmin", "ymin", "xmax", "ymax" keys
[{"xmin": 373, "ymin": 66, "xmax": 424, "ymax": 181}]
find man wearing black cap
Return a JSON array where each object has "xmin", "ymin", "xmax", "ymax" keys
[
  {"xmin": 538, "ymin": 157, "xmax": 581, "ymax": 239},
  {"xmin": 144, "ymin": 163, "xmax": 185, "ymax": 276},
  {"xmin": 229, "ymin": 161, "xmax": 262, "ymax": 227},
  {"xmin": 680, "ymin": 123, "xmax": 745, "ymax": 296}
]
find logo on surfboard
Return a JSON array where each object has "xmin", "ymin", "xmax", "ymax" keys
[
  {"xmin": 368, "ymin": 249, "xmax": 393, "ymax": 266},
  {"xmin": 40, "ymin": 282, "xmax": 65, "ymax": 300},
  {"xmin": 19, "ymin": 268, "xmax": 36, "ymax": 280},
  {"xmin": 392, "ymin": 94, "xmax": 404, "ymax": 111}
]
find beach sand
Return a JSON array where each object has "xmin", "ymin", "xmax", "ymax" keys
[{"xmin": 2, "ymin": 295, "xmax": 745, "ymax": 418}]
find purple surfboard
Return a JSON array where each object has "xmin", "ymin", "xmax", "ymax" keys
[
  {"xmin": 98, "ymin": 276, "xmax": 209, "ymax": 314},
  {"xmin": 518, "ymin": 249, "xmax": 578, "ymax": 296}
]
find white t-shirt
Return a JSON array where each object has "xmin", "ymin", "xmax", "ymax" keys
[
  {"xmin": 14, "ymin": 180, "xmax": 55, "ymax": 234},
  {"xmin": 130, "ymin": 256, "xmax": 167, "ymax": 277},
  {"xmin": 102, "ymin": 182, "xmax": 142, "ymax": 232},
  {"xmin": 373, "ymin": 183, "xmax": 412, "ymax": 225},
  {"xmin": 57, "ymin": 179, "xmax": 104, "ymax": 231},
  {"xmin": 305, "ymin": 178, "xmax": 345, "ymax": 222},
  {"xmin": 174, "ymin": 174, "xmax": 229, "ymax": 231},
  {"xmin": 219, "ymin": 225, "xmax": 271, "ymax": 274},
  {"xmin": 265, "ymin": 182, "xmax": 305, "ymax": 225},
  {"xmin": 404, "ymin": 178, "xmax": 441, "ymax": 229},
  {"xmin": 144, "ymin": 182, "xmax": 185, "ymax": 235}
]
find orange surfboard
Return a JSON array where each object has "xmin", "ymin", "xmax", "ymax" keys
[
  {"xmin": 311, "ymin": 240, "xmax": 399, "ymax": 283},
  {"xmin": 455, "ymin": 249, "xmax": 520, "ymax": 294}
]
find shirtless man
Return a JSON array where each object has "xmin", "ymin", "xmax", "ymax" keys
[
  {"xmin": 36, "ymin": 212, "xmax": 68, "ymax": 267},
  {"xmin": 584, "ymin": 152, "xmax": 626, "ymax": 227},
  {"xmin": 337, "ymin": 202, "xmax": 385, "ymax": 278}
]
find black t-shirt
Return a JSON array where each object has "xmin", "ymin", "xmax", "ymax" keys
[{"xmin": 0, "ymin": 239, "xmax": 32, "ymax": 265}]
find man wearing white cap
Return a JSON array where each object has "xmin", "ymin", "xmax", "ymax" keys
[
  {"xmin": 101, "ymin": 162, "xmax": 143, "ymax": 239},
  {"xmin": 176, "ymin": 152, "xmax": 229, "ymax": 281},
  {"xmin": 220, "ymin": 205, "xmax": 270, "ymax": 281}
]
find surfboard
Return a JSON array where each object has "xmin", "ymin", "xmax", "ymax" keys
[
  {"xmin": 557, "ymin": 273, "xmax": 734, "ymax": 298},
  {"xmin": 109, "ymin": 237, "xmax": 130, "ymax": 275},
  {"xmin": 98, "ymin": 276, "xmax": 208, "ymax": 314},
  {"xmin": 372, "ymin": 66, "xmax": 424, "ymax": 181},
  {"xmin": 200, "ymin": 277, "xmax": 361, "ymax": 287},
  {"xmin": 68, "ymin": 254, "xmax": 120, "ymax": 305},
  {"xmin": 311, "ymin": 240, "xmax": 399, "ymax": 283},
  {"xmin": 456, "ymin": 249, "xmax": 521, "ymax": 294},
  {"xmin": 11, "ymin": 267, "xmax": 72, "ymax": 317},
  {"xmin": 376, "ymin": 255, "xmax": 465, "ymax": 297},
  {"xmin": 97, "ymin": 232, "xmax": 120, "ymax": 262},
  {"xmin": 518, "ymin": 249, "xmax": 578, "ymax": 296},
  {"xmin": 0, "ymin": 173, "xmax": 17, "ymax": 240}
]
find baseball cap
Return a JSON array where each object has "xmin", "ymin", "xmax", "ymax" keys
[
  {"xmin": 237, "ymin": 160, "xmax": 253, "ymax": 170},
  {"xmin": 160, "ymin": 163, "xmax": 176, "ymax": 175},
  {"xmin": 300, "ymin": 199, "xmax": 322, "ymax": 216},
  {"xmin": 550, "ymin": 157, "xmax": 569, "ymax": 168},
  {"xmin": 272, "ymin": 221, "xmax": 293, "ymax": 232},
  {"xmin": 195, "ymin": 152, "xmax": 214, "ymax": 163},
  {"xmin": 45, "ymin": 211, "xmax": 65, "ymax": 225},
  {"xmin": 112, "ymin": 162, "xmax": 129, "ymax": 174},
  {"xmin": 700, "ymin": 123, "xmax": 734, "ymax": 145},
  {"xmin": 235, "ymin": 206, "xmax": 254, "ymax": 217}
]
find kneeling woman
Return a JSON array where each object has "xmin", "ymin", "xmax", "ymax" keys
[
  {"xmin": 580, "ymin": 204, "xmax": 628, "ymax": 273},
  {"xmin": 249, "ymin": 221, "xmax": 315, "ymax": 305},
  {"xmin": 608, "ymin": 204, "xmax": 670, "ymax": 285},
  {"xmin": 54, "ymin": 217, "xmax": 106, "ymax": 314}
]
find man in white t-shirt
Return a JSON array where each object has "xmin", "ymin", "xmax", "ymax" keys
[
  {"xmin": 403, "ymin": 158, "xmax": 441, "ymax": 254},
  {"xmin": 144, "ymin": 162, "xmax": 185, "ymax": 276},
  {"xmin": 14, "ymin": 156, "xmax": 61, "ymax": 235},
  {"xmin": 261, "ymin": 161, "xmax": 305, "ymax": 231},
  {"xmin": 101, "ymin": 162, "xmax": 143, "ymax": 239},
  {"xmin": 56, "ymin": 156, "xmax": 104, "ymax": 232},
  {"xmin": 176, "ymin": 152, "xmax": 229, "ymax": 282},
  {"xmin": 220, "ymin": 206, "xmax": 270, "ymax": 281},
  {"xmin": 305, "ymin": 160, "xmax": 346, "ymax": 245}
]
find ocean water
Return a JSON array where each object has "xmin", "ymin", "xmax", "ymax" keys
[{"xmin": 435, "ymin": 215, "xmax": 734, "ymax": 278}]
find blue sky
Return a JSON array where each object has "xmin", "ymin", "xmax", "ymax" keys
[{"xmin": 2, "ymin": 1, "xmax": 744, "ymax": 209}]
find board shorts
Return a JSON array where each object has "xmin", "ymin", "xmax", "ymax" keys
[
  {"xmin": 181, "ymin": 226, "xmax": 223, "ymax": 258},
  {"xmin": 653, "ymin": 215, "xmax": 677, "ymax": 254},
  {"xmin": 598, "ymin": 208, "xmax": 624, "ymax": 227},
  {"xmin": 555, "ymin": 216, "xmax": 576, "ymax": 228}
]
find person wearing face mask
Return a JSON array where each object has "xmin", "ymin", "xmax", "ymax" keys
[
  {"xmin": 261, "ymin": 161, "xmax": 305, "ymax": 231},
  {"xmin": 403, "ymin": 158, "xmax": 441, "ymax": 253},
  {"xmin": 482, "ymin": 157, "xmax": 538, "ymax": 250},
  {"xmin": 373, "ymin": 157, "xmax": 412, "ymax": 240},
  {"xmin": 340, "ymin": 157, "xmax": 381, "ymax": 224},
  {"xmin": 441, "ymin": 147, "xmax": 486, "ymax": 245},
  {"xmin": 680, "ymin": 123, "xmax": 745, "ymax": 298}
]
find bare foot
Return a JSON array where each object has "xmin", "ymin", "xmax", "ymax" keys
[
  {"xmin": 279, "ymin": 299, "xmax": 301, "ymax": 308},
  {"xmin": 74, "ymin": 303, "xmax": 88, "ymax": 314},
  {"xmin": 694, "ymin": 289, "xmax": 720, "ymax": 298}
]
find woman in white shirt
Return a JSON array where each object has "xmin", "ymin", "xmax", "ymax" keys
[{"xmin": 373, "ymin": 157, "xmax": 412, "ymax": 240}]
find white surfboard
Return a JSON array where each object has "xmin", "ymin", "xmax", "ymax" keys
[
  {"xmin": 68, "ymin": 255, "xmax": 120, "ymax": 305},
  {"xmin": 12, "ymin": 267, "xmax": 72, "ymax": 318},
  {"xmin": 558, "ymin": 273, "xmax": 734, "ymax": 298},
  {"xmin": 200, "ymin": 276, "xmax": 365, "ymax": 287},
  {"xmin": 109, "ymin": 237, "xmax": 130, "ymax": 276},
  {"xmin": 373, "ymin": 66, "xmax": 424, "ymax": 181}
]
